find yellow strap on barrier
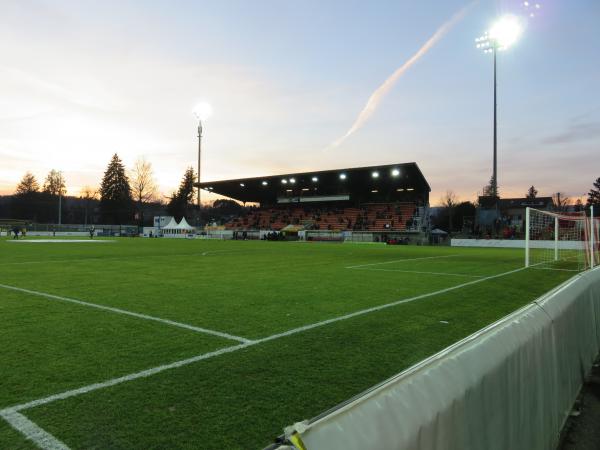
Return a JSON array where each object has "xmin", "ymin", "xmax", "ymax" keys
[{"xmin": 290, "ymin": 432, "xmax": 308, "ymax": 450}]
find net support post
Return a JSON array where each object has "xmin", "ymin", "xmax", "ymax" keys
[
  {"xmin": 591, "ymin": 206, "xmax": 595, "ymax": 269},
  {"xmin": 554, "ymin": 216, "xmax": 559, "ymax": 261},
  {"xmin": 525, "ymin": 207, "xmax": 530, "ymax": 268}
]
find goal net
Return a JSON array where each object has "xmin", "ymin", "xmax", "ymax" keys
[{"xmin": 525, "ymin": 207, "xmax": 599, "ymax": 272}]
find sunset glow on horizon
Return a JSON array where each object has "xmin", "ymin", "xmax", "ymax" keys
[{"xmin": 1, "ymin": 0, "xmax": 598, "ymax": 204}]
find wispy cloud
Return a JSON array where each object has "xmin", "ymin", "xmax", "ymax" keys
[
  {"xmin": 541, "ymin": 121, "xmax": 600, "ymax": 145},
  {"xmin": 329, "ymin": 1, "xmax": 476, "ymax": 148}
]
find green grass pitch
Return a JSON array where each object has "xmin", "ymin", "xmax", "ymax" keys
[{"xmin": 0, "ymin": 237, "xmax": 576, "ymax": 449}]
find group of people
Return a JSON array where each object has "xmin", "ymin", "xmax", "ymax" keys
[
  {"xmin": 11, "ymin": 226, "xmax": 26, "ymax": 239},
  {"xmin": 262, "ymin": 231, "xmax": 285, "ymax": 241}
]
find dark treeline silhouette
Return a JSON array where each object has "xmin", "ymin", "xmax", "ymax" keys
[
  {"xmin": 0, "ymin": 193, "xmax": 171, "ymax": 227},
  {"xmin": 433, "ymin": 201, "xmax": 476, "ymax": 233},
  {"xmin": 1, "ymin": 155, "xmax": 249, "ymax": 227},
  {"xmin": 167, "ymin": 166, "xmax": 197, "ymax": 221}
]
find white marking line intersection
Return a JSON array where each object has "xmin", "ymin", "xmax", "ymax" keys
[{"xmin": 0, "ymin": 264, "xmax": 531, "ymax": 450}]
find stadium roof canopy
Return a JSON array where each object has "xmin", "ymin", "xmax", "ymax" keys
[{"xmin": 197, "ymin": 162, "xmax": 430, "ymax": 204}]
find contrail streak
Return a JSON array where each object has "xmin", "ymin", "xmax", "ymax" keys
[{"xmin": 330, "ymin": 2, "xmax": 476, "ymax": 148}]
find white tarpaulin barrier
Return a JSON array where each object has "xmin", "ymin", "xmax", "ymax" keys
[
  {"xmin": 451, "ymin": 238, "xmax": 585, "ymax": 250},
  {"xmin": 281, "ymin": 268, "xmax": 600, "ymax": 450}
]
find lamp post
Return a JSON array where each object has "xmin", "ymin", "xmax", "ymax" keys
[
  {"xmin": 57, "ymin": 171, "xmax": 63, "ymax": 226},
  {"xmin": 476, "ymin": 15, "xmax": 523, "ymax": 199},
  {"xmin": 193, "ymin": 102, "xmax": 213, "ymax": 228}
]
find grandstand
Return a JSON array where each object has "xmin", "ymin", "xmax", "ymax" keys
[{"xmin": 198, "ymin": 163, "xmax": 431, "ymax": 238}]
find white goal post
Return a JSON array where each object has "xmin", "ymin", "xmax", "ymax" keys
[{"xmin": 525, "ymin": 206, "xmax": 598, "ymax": 271}]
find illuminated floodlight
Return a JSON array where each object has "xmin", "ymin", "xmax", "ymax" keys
[
  {"xmin": 372, "ymin": 171, "xmax": 379, "ymax": 178},
  {"xmin": 302, "ymin": 188, "xmax": 309, "ymax": 191},
  {"xmin": 193, "ymin": 102, "xmax": 213, "ymax": 121},
  {"xmin": 286, "ymin": 189, "xmax": 292, "ymax": 192},
  {"xmin": 239, "ymin": 183, "xmax": 245, "ymax": 187},
  {"xmin": 261, "ymin": 181, "xmax": 268, "ymax": 186},
  {"xmin": 289, "ymin": 178, "xmax": 296, "ymax": 184},
  {"xmin": 371, "ymin": 190, "xmax": 378, "ymax": 193},
  {"xmin": 339, "ymin": 173, "xmax": 347, "ymax": 180},
  {"xmin": 406, "ymin": 188, "xmax": 414, "ymax": 191},
  {"xmin": 476, "ymin": 15, "xmax": 523, "ymax": 53},
  {"xmin": 488, "ymin": 15, "xmax": 523, "ymax": 49},
  {"xmin": 281, "ymin": 179, "xmax": 288, "ymax": 184},
  {"xmin": 391, "ymin": 169, "xmax": 400, "ymax": 177},
  {"xmin": 311, "ymin": 176, "xmax": 318, "ymax": 182}
]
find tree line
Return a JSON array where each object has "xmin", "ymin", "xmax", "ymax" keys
[
  {"xmin": 4, "ymin": 154, "xmax": 208, "ymax": 226},
  {"xmin": 435, "ymin": 179, "xmax": 600, "ymax": 233}
]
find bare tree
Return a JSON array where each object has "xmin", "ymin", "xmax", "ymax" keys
[
  {"xmin": 15, "ymin": 172, "xmax": 40, "ymax": 194},
  {"xmin": 130, "ymin": 157, "xmax": 158, "ymax": 226},
  {"xmin": 440, "ymin": 190, "xmax": 459, "ymax": 232},
  {"xmin": 526, "ymin": 185, "xmax": 538, "ymax": 199},
  {"xmin": 42, "ymin": 170, "xmax": 66, "ymax": 196},
  {"xmin": 553, "ymin": 192, "xmax": 571, "ymax": 212}
]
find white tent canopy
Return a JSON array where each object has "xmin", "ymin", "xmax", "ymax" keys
[
  {"xmin": 162, "ymin": 217, "xmax": 179, "ymax": 231},
  {"xmin": 163, "ymin": 217, "xmax": 195, "ymax": 237},
  {"xmin": 176, "ymin": 217, "xmax": 194, "ymax": 231}
]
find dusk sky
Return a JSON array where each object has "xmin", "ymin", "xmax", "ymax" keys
[{"xmin": 1, "ymin": 0, "xmax": 598, "ymax": 205}]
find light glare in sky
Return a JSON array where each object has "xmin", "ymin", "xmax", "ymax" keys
[
  {"xmin": 488, "ymin": 15, "xmax": 523, "ymax": 49},
  {"xmin": 193, "ymin": 102, "xmax": 213, "ymax": 121}
]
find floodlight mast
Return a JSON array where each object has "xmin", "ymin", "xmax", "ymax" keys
[
  {"xmin": 197, "ymin": 120, "xmax": 203, "ymax": 226},
  {"xmin": 193, "ymin": 102, "xmax": 212, "ymax": 228},
  {"xmin": 476, "ymin": 32, "xmax": 499, "ymax": 198},
  {"xmin": 476, "ymin": 15, "xmax": 523, "ymax": 199}
]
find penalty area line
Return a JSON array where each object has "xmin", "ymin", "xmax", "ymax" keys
[
  {"xmin": 0, "ymin": 283, "xmax": 252, "ymax": 344},
  {"xmin": 345, "ymin": 254, "xmax": 461, "ymax": 269},
  {"xmin": 5, "ymin": 263, "xmax": 529, "ymax": 415},
  {"xmin": 0, "ymin": 264, "xmax": 532, "ymax": 450},
  {"xmin": 0, "ymin": 410, "xmax": 69, "ymax": 450},
  {"xmin": 348, "ymin": 267, "xmax": 483, "ymax": 278}
]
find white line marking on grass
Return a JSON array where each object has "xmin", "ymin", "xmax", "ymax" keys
[
  {"xmin": 0, "ymin": 263, "xmax": 535, "ymax": 450},
  {"xmin": 9, "ymin": 263, "xmax": 529, "ymax": 412},
  {"xmin": 345, "ymin": 254, "xmax": 460, "ymax": 269},
  {"xmin": 532, "ymin": 267, "xmax": 581, "ymax": 272},
  {"xmin": 4, "ymin": 343, "xmax": 250, "ymax": 413},
  {"xmin": 0, "ymin": 410, "xmax": 70, "ymax": 450},
  {"xmin": 200, "ymin": 250, "xmax": 236, "ymax": 256},
  {"xmin": 349, "ymin": 268, "xmax": 483, "ymax": 278},
  {"xmin": 0, "ymin": 283, "xmax": 252, "ymax": 344},
  {"xmin": 7, "ymin": 240, "xmax": 114, "ymax": 244},
  {"xmin": 0, "ymin": 250, "xmax": 239, "ymax": 266},
  {"xmin": 255, "ymin": 265, "xmax": 529, "ymax": 344}
]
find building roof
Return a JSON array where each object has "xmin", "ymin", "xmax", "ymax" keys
[
  {"xmin": 498, "ymin": 197, "xmax": 554, "ymax": 209},
  {"xmin": 197, "ymin": 162, "xmax": 430, "ymax": 204}
]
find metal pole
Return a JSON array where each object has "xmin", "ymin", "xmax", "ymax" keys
[
  {"xmin": 591, "ymin": 205, "xmax": 595, "ymax": 269},
  {"xmin": 554, "ymin": 215, "xmax": 559, "ymax": 261},
  {"xmin": 58, "ymin": 173, "xmax": 62, "ymax": 226},
  {"xmin": 493, "ymin": 46, "xmax": 498, "ymax": 198},
  {"xmin": 525, "ymin": 207, "xmax": 530, "ymax": 268},
  {"xmin": 197, "ymin": 121, "xmax": 203, "ymax": 228}
]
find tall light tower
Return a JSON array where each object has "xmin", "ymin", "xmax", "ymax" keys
[
  {"xmin": 476, "ymin": 15, "xmax": 523, "ymax": 199},
  {"xmin": 193, "ymin": 102, "xmax": 213, "ymax": 227}
]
